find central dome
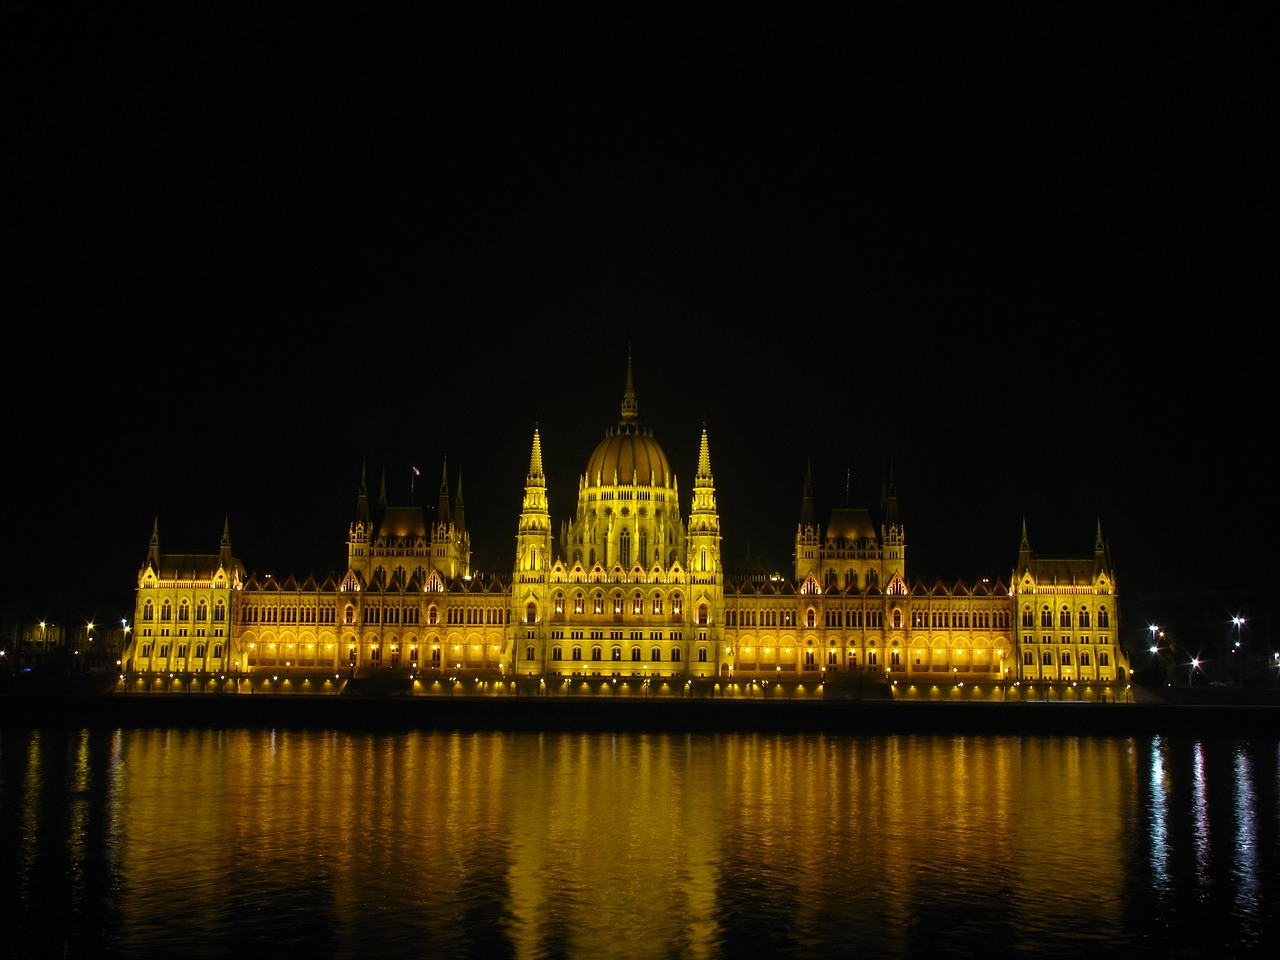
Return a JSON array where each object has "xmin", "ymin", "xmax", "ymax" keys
[
  {"xmin": 583, "ymin": 355, "xmax": 672, "ymax": 489},
  {"xmin": 586, "ymin": 423, "xmax": 671, "ymax": 488}
]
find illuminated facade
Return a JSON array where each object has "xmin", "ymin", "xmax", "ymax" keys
[{"xmin": 121, "ymin": 358, "xmax": 1130, "ymax": 693}]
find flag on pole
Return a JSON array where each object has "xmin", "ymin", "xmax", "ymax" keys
[{"xmin": 412, "ymin": 466, "xmax": 421, "ymax": 476}]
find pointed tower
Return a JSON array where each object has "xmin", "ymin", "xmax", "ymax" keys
[
  {"xmin": 794, "ymin": 460, "xmax": 821, "ymax": 582},
  {"xmin": 1093, "ymin": 518, "xmax": 1108, "ymax": 577},
  {"xmin": 511, "ymin": 426, "xmax": 554, "ymax": 674},
  {"xmin": 687, "ymin": 425, "xmax": 725, "ymax": 665},
  {"xmin": 880, "ymin": 464, "xmax": 906, "ymax": 586},
  {"xmin": 347, "ymin": 457, "xmax": 373, "ymax": 575},
  {"xmin": 145, "ymin": 516, "xmax": 161, "ymax": 574},
  {"xmin": 430, "ymin": 462, "xmax": 471, "ymax": 580},
  {"xmin": 453, "ymin": 472, "xmax": 467, "ymax": 541},
  {"xmin": 218, "ymin": 516, "xmax": 234, "ymax": 574},
  {"xmin": 437, "ymin": 461, "xmax": 452, "ymax": 527}
]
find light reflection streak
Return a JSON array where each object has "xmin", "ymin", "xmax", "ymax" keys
[
  {"xmin": 1192, "ymin": 740, "xmax": 1208, "ymax": 885},
  {"xmin": 1233, "ymin": 744, "xmax": 1258, "ymax": 922},
  {"xmin": 1147, "ymin": 735, "xmax": 1170, "ymax": 891}
]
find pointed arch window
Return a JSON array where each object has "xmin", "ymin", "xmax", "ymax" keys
[
  {"xmin": 526, "ymin": 602, "xmax": 537, "ymax": 624},
  {"xmin": 697, "ymin": 604, "xmax": 709, "ymax": 626}
]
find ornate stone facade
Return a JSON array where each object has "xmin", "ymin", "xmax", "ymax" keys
[{"xmin": 122, "ymin": 357, "xmax": 1130, "ymax": 694}]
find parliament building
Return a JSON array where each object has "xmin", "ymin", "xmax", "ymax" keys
[{"xmin": 120, "ymin": 359, "xmax": 1130, "ymax": 699}]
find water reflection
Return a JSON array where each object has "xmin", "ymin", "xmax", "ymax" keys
[{"xmin": 1, "ymin": 727, "xmax": 1276, "ymax": 958}]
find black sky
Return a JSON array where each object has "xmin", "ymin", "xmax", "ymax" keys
[{"xmin": 6, "ymin": 11, "xmax": 1272, "ymax": 631}]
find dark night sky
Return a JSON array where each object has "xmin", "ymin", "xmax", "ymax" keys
[{"xmin": 6, "ymin": 11, "xmax": 1273, "ymax": 635}]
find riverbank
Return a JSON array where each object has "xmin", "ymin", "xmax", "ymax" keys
[{"xmin": 3, "ymin": 687, "xmax": 1278, "ymax": 736}]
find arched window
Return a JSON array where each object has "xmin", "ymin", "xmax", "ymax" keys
[
  {"xmin": 1061, "ymin": 651, "xmax": 1071, "ymax": 666},
  {"xmin": 1059, "ymin": 607, "xmax": 1071, "ymax": 628},
  {"xmin": 591, "ymin": 646, "xmax": 602, "ymax": 661},
  {"xmin": 805, "ymin": 608, "xmax": 816, "ymax": 629},
  {"xmin": 526, "ymin": 601, "xmax": 537, "ymax": 624},
  {"xmin": 1041, "ymin": 651, "xmax": 1053, "ymax": 665},
  {"xmin": 526, "ymin": 646, "xmax": 535, "ymax": 660},
  {"xmin": 698, "ymin": 648, "xmax": 707, "ymax": 662},
  {"xmin": 1040, "ymin": 607, "xmax": 1052, "ymax": 628},
  {"xmin": 1078, "ymin": 607, "xmax": 1091, "ymax": 628},
  {"xmin": 1098, "ymin": 608, "xmax": 1110, "ymax": 628},
  {"xmin": 1023, "ymin": 650, "xmax": 1034, "ymax": 665},
  {"xmin": 633, "ymin": 593, "xmax": 642, "ymax": 615},
  {"xmin": 631, "ymin": 647, "xmax": 641, "ymax": 661},
  {"xmin": 697, "ymin": 604, "xmax": 709, "ymax": 626},
  {"xmin": 671, "ymin": 648, "xmax": 681, "ymax": 662},
  {"xmin": 611, "ymin": 647, "xmax": 622, "ymax": 661},
  {"xmin": 552, "ymin": 646, "xmax": 563, "ymax": 661},
  {"xmin": 571, "ymin": 646, "xmax": 582, "ymax": 661},
  {"xmin": 651, "ymin": 647, "xmax": 662, "ymax": 661},
  {"xmin": 892, "ymin": 609, "xmax": 902, "ymax": 629}
]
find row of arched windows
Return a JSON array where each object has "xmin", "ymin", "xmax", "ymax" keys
[
  {"xmin": 1022, "ymin": 605, "xmax": 1111, "ymax": 629},
  {"xmin": 544, "ymin": 645, "xmax": 709, "ymax": 663},
  {"xmin": 142, "ymin": 600, "xmax": 225, "ymax": 623}
]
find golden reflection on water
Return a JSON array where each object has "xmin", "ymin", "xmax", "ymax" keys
[
  {"xmin": 102, "ymin": 731, "xmax": 1137, "ymax": 957},
  {"xmin": 4, "ymin": 727, "xmax": 1275, "ymax": 958}
]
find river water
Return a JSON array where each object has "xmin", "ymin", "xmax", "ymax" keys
[{"xmin": 1, "ymin": 724, "xmax": 1276, "ymax": 959}]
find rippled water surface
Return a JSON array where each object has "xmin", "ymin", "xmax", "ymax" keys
[{"xmin": 1, "ymin": 726, "xmax": 1276, "ymax": 958}]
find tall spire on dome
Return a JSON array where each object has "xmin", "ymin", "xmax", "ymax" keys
[{"xmin": 620, "ymin": 343, "xmax": 638, "ymax": 423}]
